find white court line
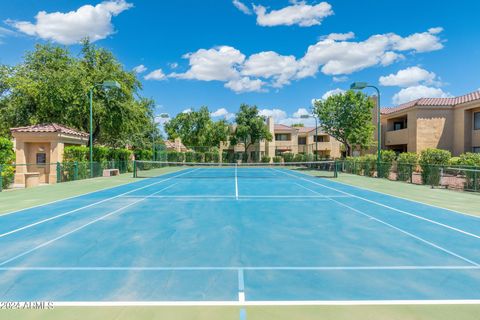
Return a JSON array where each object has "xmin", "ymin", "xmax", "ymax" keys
[
  {"xmin": 1, "ymin": 265, "xmax": 479, "ymax": 271},
  {"xmin": 235, "ymin": 164, "xmax": 239, "ymax": 200},
  {"xmin": 274, "ymin": 169, "xmax": 480, "ymax": 240},
  {"xmin": 49, "ymin": 300, "xmax": 480, "ymax": 306},
  {"xmin": 0, "ymin": 183, "xmax": 178, "ymax": 267},
  {"xmin": 120, "ymin": 195, "xmax": 350, "ymax": 199},
  {"xmin": 0, "ymin": 169, "xmax": 198, "ymax": 239},
  {"xmin": 294, "ymin": 181, "xmax": 480, "ymax": 267}
]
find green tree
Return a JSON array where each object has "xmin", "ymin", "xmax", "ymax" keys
[
  {"xmin": 0, "ymin": 40, "xmax": 156, "ymax": 149},
  {"xmin": 313, "ymin": 90, "xmax": 374, "ymax": 156},
  {"xmin": 230, "ymin": 104, "xmax": 272, "ymax": 159},
  {"xmin": 164, "ymin": 106, "xmax": 229, "ymax": 149}
]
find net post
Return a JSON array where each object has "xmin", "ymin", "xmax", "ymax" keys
[
  {"xmin": 334, "ymin": 160, "xmax": 338, "ymax": 178},
  {"xmin": 133, "ymin": 160, "xmax": 137, "ymax": 178}
]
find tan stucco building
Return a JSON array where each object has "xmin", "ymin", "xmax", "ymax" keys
[
  {"xmin": 381, "ymin": 91, "xmax": 480, "ymax": 155},
  {"xmin": 229, "ymin": 117, "xmax": 342, "ymax": 161},
  {"xmin": 10, "ymin": 123, "xmax": 89, "ymax": 186}
]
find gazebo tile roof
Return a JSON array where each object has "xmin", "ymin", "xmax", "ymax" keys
[{"xmin": 10, "ymin": 123, "xmax": 89, "ymax": 137}]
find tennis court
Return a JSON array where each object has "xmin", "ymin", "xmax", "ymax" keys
[{"xmin": 0, "ymin": 161, "xmax": 479, "ymax": 305}]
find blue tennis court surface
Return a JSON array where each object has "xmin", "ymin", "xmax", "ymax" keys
[{"xmin": 0, "ymin": 167, "xmax": 479, "ymax": 303}]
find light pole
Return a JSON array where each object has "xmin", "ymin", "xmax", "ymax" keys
[
  {"xmin": 89, "ymin": 80, "xmax": 121, "ymax": 177},
  {"xmin": 152, "ymin": 113, "xmax": 169, "ymax": 161},
  {"xmin": 300, "ymin": 114, "xmax": 319, "ymax": 160},
  {"xmin": 350, "ymin": 82, "xmax": 381, "ymax": 176}
]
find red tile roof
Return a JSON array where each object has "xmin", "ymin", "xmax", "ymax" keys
[
  {"xmin": 274, "ymin": 124, "xmax": 294, "ymax": 131},
  {"xmin": 10, "ymin": 123, "xmax": 89, "ymax": 137},
  {"xmin": 381, "ymin": 91, "xmax": 480, "ymax": 115},
  {"xmin": 297, "ymin": 126, "xmax": 316, "ymax": 133}
]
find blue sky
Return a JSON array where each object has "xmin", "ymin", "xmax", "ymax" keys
[{"xmin": 1, "ymin": 0, "xmax": 479, "ymax": 126}]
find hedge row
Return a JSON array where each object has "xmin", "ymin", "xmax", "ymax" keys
[{"xmin": 0, "ymin": 138, "xmax": 15, "ymax": 187}]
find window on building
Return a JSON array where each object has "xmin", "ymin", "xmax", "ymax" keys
[
  {"xmin": 36, "ymin": 153, "xmax": 46, "ymax": 165},
  {"xmin": 474, "ymin": 112, "xmax": 480, "ymax": 130},
  {"xmin": 314, "ymin": 135, "xmax": 328, "ymax": 142},
  {"xmin": 275, "ymin": 133, "xmax": 290, "ymax": 141},
  {"xmin": 393, "ymin": 121, "xmax": 404, "ymax": 131},
  {"xmin": 298, "ymin": 137, "xmax": 307, "ymax": 145},
  {"xmin": 473, "ymin": 147, "xmax": 480, "ymax": 153}
]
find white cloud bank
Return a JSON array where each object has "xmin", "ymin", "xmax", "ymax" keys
[
  {"xmin": 164, "ymin": 28, "xmax": 445, "ymax": 93},
  {"xmin": 211, "ymin": 108, "xmax": 235, "ymax": 120},
  {"xmin": 379, "ymin": 66, "xmax": 438, "ymax": 87},
  {"xmin": 144, "ymin": 69, "xmax": 166, "ymax": 80},
  {"xmin": 9, "ymin": 0, "xmax": 133, "ymax": 45},
  {"xmin": 253, "ymin": 1, "xmax": 334, "ymax": 27},
  {"xmin": 133, "ymin": 64, "xmax": 147, "ymax": 74},
  {"xmin": 392, "ymin": 85, "xmax": 451, "ymax": 105},
  {"xmin": 260, "ymin": 107, "xmax": 316, "ymax": 127}
]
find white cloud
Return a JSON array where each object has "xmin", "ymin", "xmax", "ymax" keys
[
  {"xmin": 324, "ymin": 32, "xmax": 355, "ymax": 41},
  {"xmin": 171, "ymin": 46, "xmax": 245, "ymax": 81},
  {"xmin": 168, "ymin": 28, "xmax": 445, "ymax": 93},
  {"xmin": 254, "ymin": 1, "xmax": 333, "ymax": 27},
  {"xmin": 211, "ymin": 108, "xmax": 235, "ymax": 120},
  {"xmin": 224, "ymin": 77, "xmax": 265, "ymax": 93},
  {"xmin": 392, "ymin": 85, "xmax": 451, "ymax": 105},
  {"xmin": 182, "ymin": 108, "xmax": 192, "ymax": 114},
  {"xmin": 9, "ymin": 0, "xmax": 132, "ymax": 45},
  {"xmin": 379, "ymin": 66, "xmax": 438, "ymax": 87},
  {"xmin": 232, "ymin": 0, "xmax": 252, "ymax": 15},
  {"xmin": 292, "ymin": 108, "xmax": 310, "ymax": 118},
  {"xmin": 393, "ymin": 29, "xmax": 444, "ymax": 53},
  {"xmin": 144, "ymin": 69, "xmax": 166, "ymax": 80},
  {"xmin": 133, "ymin": 64, "xmax": 147, "ymax": 74},
  {"xmin": 169, "ymin": 62, "xmax": 178, "ymax": 69},
  {"xmin": 0, "ymin": 27, "xmax": 15, "ymax": 44},
  {"xmin": 241, "ymin": 51, "xmax": 299, "ymax": 87},
  {"xmin": 259, "ymin": 108, "xmax": 287, "ymax": 122},
  {"xmin": 333, "ymin": 76, "xmax": 348, "ymax": 83},
  {"xmin": 322, "ymin": 88, "xmax": 345, "ymax": 100}
]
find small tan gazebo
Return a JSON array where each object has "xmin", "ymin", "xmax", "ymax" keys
[{"xmin": 10, "ymin": 123, "xmax": 89, "ymax": 187}]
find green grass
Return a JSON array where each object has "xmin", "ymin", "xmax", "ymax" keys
[
  {"xmin": 335, "ymin": 173, "xmax": 480, "ymax": 216},
  {"xmin": 1, "ymin": 305, "xmax": 480, "ymax": 320}
]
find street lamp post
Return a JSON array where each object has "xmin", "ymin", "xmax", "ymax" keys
[
  {"xmin": 89, "ymin": 80, "xmax": 121, "ymax": 177},
  {"xmin": 300, "ymin": 114, "xmax": 319, "ymax": 160},
  {"xmin": 350, "ymin": 82, "xmax": 381, "ymax": 176}
]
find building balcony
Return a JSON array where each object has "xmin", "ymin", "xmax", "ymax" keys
[{"xmin": 385, "ymin": 128, "xmax": 409, "ymax": 146}]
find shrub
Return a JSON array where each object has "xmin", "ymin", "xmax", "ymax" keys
[
  {"xmin": 448, "ymin": 157, "xmax": 461, "ymax": 166},
  {"xmin": 359, "ymin": 154, "xmax": 376, "ymax": 177},
  {"xmin": 294, "ymin": 154, "xmax": 306, "ymax": 162},
  {"xmin": 204, "ymin": 152, "xmax": 216, "ymax": 163},
  {"xmin": 167, "ymin": 151, "xmax": 185, "ymax": 162},
  {"xmin": 63, "ymin": 146, "xmax": 88, "ymax": 162},
  {"xmin": 419, "ymin": 148, "xmax": 451, "ymax": 186},
  {"xmin": 194, "ymin": 152, "xmax": 204, "ymax": 163},
  {"xmin": 456, "ymin": 153, "xmax": 480, "ymax": 191},
  {"xmin": 283, "ymin": 153, "xmax": 295, "ymax": 163},
  {"xmin": 305, "ymin": 154, "xmax": 314, "ymax": 162},
  {"xmin": 377, "ymin": 150, "xmax": 396, "ymax": 178},
  {"xmin": 185, "ymin": 151, "xmax": 195, "ymax": 162},
  {"xmin": 261, "ymin": 156, "xmax": 271, "ymax": 163},
  {"xmin": 222, "ymin": 151, "xmax": 234, "ymax": 163},
  {"xmin": 0, "ymin": 137, "xmax": 15, "ymax": 188},
  {"xmin": 397, "ymin": 152, "xmax": 418, "ymax": 182},
  {"xmin": 272, "ymin": 156, "xmax": 282, "ymax": 163},
  {"xmin": 134, "ymin": 149, "xmax": 153, "ymax": 161}
]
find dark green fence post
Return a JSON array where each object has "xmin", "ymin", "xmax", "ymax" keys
[
  {"xmin": 133, "ymin": 160, "xmax": 137, "ymax": 178},
  {"xmin": 474, "ymin": 167, "xmax": 478, "ymax": 192},
  {"xmin": 409, "ymin": 164, "xmax": 413, "ymax": 183},
  {"xmin": 74, "ymin": 161, "xmax": 78, "ymax": 181},
  {"xmin": 0, "ymin": 165, "xmax": 3, "ymax": 192},
  {"xmin": 56, "ymin": 162, "xmax": 61, "ymax": 183}
]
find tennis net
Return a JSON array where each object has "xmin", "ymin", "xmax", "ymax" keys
[{"xmin": 133, "ymin": 161, "xmax": 338, "ymax": 179}]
